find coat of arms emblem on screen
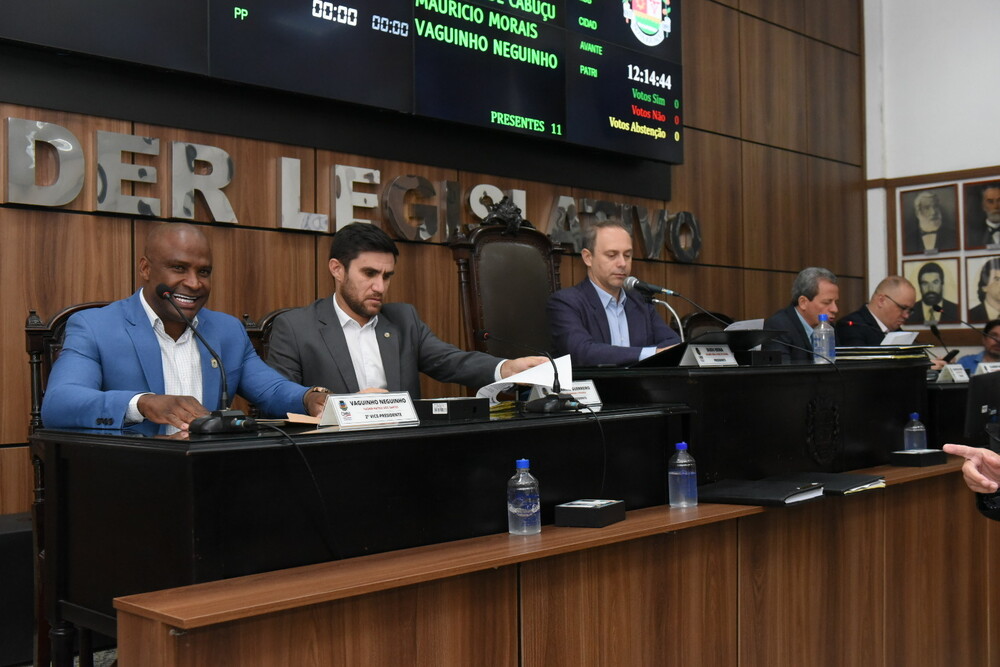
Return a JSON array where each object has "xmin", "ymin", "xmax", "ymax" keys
[{"xmin": 622, "ymin": 0, "xmax": 672, "ymax": 47}]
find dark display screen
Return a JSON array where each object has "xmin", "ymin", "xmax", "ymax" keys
[{"xmin": 0, "ymin": 0, "xmax": 683, "ymax": 163}]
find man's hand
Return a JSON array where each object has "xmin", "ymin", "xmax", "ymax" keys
[
  {"xmin": 303, "ymin": 389, "xmax": 330, "ymax": 417},
  {"xmin": 943, "ymin": 443, "xmax": 1000, "ymax": 493},
  {"xmin": 500, "ymin": 356, "xmax": 549, "ymax": 379},
  {"xmin": 137, "ymin": 394, "xmax": 209, "ymax": 431}
]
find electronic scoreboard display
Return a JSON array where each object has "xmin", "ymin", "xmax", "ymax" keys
[{"xmin": 0, "ymin": 0, "xmax": 683, "ymax": 163}]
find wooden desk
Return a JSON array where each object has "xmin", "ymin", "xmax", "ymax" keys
[
  {"xmin": 115, "ymin": 459, "xmax": 995, "ymax": 667},
  {"xmin": 32, "ymin": 404, "xmax": 688, "ymax": 665}
]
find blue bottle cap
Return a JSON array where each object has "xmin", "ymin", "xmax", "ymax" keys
[
  {"xmin": 516, "ymin": 458, "xmax": 530, "ymax": 468},
  {"xmin": 818, "ymin": 314, "xmax": 829, "ymax": 322},
  {"xmin": 909, "ymin": 412, "xmax": 919, "ymax": 420},
  {"xmin": 675, "ymin": 442, "xmax": 688, "ymax": 450}
]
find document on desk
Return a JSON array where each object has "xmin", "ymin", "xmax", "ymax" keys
[
  {"xmin": 476, "ymin": 354, "xmax": 572, "ymax": 404},
  {"xmin": 699, "ymin": 479, "xmax": 825, "ymax": 506}
]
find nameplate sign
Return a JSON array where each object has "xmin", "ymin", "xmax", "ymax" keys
[
  {"xmin": 975, "ymin": 362, "xmax": 1000, "ymax": 375},
  {"xmin": 319, "ymin": 392, "xmax": 420, "ymax": 430},
  {"xmin": 936, "ymin": 364, "xmax": 969, "ymax": 383},
  {"xmin": 681, "ymin": 344, "xmax": 738, "ymax": 367}
]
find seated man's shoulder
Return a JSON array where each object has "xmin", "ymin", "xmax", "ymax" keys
[{"xmin": 381, "ymin": 301, "xmax": 420, "ymax": 321}]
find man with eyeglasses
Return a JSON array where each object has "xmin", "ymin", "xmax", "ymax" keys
[
  {"xmin": 958, "ymin": 319, "xmax": 1000, "ymax": 375},
  {"xmin": 835, "ymin": 276, "xmax": 917, "ymax": 346}
]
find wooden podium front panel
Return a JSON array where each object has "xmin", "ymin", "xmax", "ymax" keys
[
  {"xmin": 118, "ymin": 567, "xmax": 517, "ymax": 667},
  {"xmin": 738, "ymin": 493, "xmax": 885, "ymax": 667},
  {"xmin": 520, "ymin": 522, "xmax": 739, "ymax": 667},
  {"xmin": 884, "ymin": 474, "xmax": 987, "ymax": 666}
]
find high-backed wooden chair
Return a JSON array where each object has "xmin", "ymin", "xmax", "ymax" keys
[
  {"xmin": 450, "ymin": 224, "xmax": 563, "ymax": 360},
  {"xmin": 25, "ymin": 302, "xmax": 109, "ymax": 667},
  {"xmin": 243, "ymin": 308, "xmax": 293, "ymax": 362}
]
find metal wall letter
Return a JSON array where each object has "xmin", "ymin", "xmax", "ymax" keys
[
  {"xmin": 632, "ymin": 205, "xmax": 667, "ymax": 260},
  {"xmin": 383, "ymin": 175, "xmax": 437, "ymax": 241},
  {"xmin": 96, "ymin": 131, "xmax": 160, "ymax": 216},
  {"xmin": 334, "ymin": 165, "xmax": 380, "ymax": 230},
  {"xmin": 171, "ymin": 142, "xmax": 237, "ymax": 222},
  {"xmin": 279, "ymin": 157, "xmax": 329, "ymax": 231},
  {"xmin": 547, "ymin": 195, "xmax": 583, "ymax": 251},
  {"xmin": 666, "ymin": 211, "xmax": 702, "ymax": 263},
  {"xmin": 6, "ymin": 118, "xmax": 84, "ymax": 206}
]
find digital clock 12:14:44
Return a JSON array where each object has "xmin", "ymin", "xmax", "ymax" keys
[{"xmin": 627, "ymin": 64, "xmax": 672, "ymax": 89}]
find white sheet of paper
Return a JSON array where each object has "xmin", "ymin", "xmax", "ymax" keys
[
  {"xmin": 476, "ymin": 354, "xmax": 572, "ymax": 404},
  {"xmin": 726, "ymin": 319, "xmax": 764, "ymax": 331},
  {"xmin": 882, "ymin": 331, "xmax": 918, "ymax": 345}
]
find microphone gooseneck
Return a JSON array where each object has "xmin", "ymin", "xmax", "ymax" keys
[{"xmin": 476, "ymin": 329, "xmax": 580, "ymax": 413}]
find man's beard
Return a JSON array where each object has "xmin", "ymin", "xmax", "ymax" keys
[{"xmin": 922, "ymin": 290, "xmax": 942, "ymax": 307}]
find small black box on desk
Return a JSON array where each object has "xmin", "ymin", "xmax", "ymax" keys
[
  {"xmin": 889, "ymin": 449, "xmax": 948, "ymax": 467},
  {"xmin": 554, "ymin": 499, "xmax": 626, "ymax": 527},
  {"xmin": 413, "ymin": 397, "xmax": 489, "ymax": 422}
]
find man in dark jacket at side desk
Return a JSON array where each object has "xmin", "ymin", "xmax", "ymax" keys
[
  {"xmin": 762, "ymin": 267, "xmax": 839, "ymax": 362},
  {"xmin": 835, "ymin": 276, "xmax": 916, "ymax": 346}
]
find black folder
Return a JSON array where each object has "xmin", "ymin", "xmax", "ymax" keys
[{"xmin": 698, "ymin": 478, "xmax": 824, "ymax": 506}]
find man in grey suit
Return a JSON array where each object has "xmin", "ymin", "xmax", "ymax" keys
[{"xmin": 267, "ymin": 223, "xmax": 545, "ymax": 397}]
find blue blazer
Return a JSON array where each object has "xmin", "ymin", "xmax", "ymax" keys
[
  {"xmin": 547, "ymin": 279, "xmax": 681, "ymax": 366},
  {"xmin": 41, "ymin": 290, "xmax": 310, "ymax": 429}
]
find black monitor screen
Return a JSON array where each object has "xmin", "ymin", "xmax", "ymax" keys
[{"xmin": 0, "ymin": 0, "xmax": 684, "ymax": 164}]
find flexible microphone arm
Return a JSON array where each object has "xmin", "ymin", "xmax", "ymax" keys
[{"xmin": 155, "ymin": 283, "xmax": 231, "ymax": 410}]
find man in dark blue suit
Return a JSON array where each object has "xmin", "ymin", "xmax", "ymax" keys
[
  {"xmin": 547, "ymin": 220, "xmax": 680, "ymax": 366},
  {"xmin": 41, "ymin": 223, "xmax": 327, "ymax": 431}
]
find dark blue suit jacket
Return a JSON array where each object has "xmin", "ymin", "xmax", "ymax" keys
[
  {"xmin": 763, "ymin": 304, "xmax": 817, "ymax": 363},
  {"xmin": 547, "ymin": 279, "xmax": 680, "ymax": 366},
  {"xmin": 41, "ymin": 290, "xmax": 311, "ymax": 429}
]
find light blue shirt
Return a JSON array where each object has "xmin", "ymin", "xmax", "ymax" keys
[
  {"xmin": 959, "ymin": 351, "xmax": 984, "ymax": 375},
  {"xmin": 589, "ymin": 280, "xmax": 658, "ymax": 360}
]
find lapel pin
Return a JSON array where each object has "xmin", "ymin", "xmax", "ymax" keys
[
  {"xmin": 384, "ymin": 332, "xmax": 391, "ymax": 338},
  {"xmin": 211, "ymin": 359, "xmax": 219, "ymax": 368}
]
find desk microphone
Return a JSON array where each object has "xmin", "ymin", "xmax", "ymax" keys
[
  {"xmin": 155, "ymin": 283, "xmax": 258, "ymax": 433},
  {"xmin": 624, "ymin": 276, "xmax": 676, "ymax": 296},
  {"xmin": 928, "ymin": 323, "xmax": 959, "ymax": 363},
  {"xmin": 476, "ymin": 330, "xmax": 580, "ymax": 413}
]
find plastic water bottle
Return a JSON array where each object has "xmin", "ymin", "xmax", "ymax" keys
[
  {"xmin": 668, "ymin": 442, "xmax": 698, "ymax": 508},
  {"xmin": 507, "ymin": 459, "xmax": 541, "ymax": 535},
  {"xmin": 903, "ymin": 412, "xmax": 927, "ymax": 450},
  {"xmin": 811, "ymin": 313, "xmax": 836, "ymax": 364}
]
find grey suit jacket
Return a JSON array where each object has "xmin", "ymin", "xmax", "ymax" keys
[{"xmin": 266, "ymin": 298, "xmax": 502, "ymax": 398}]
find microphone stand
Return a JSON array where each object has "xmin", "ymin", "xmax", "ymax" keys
[
  {"xmin": 650, "ymin": 297, "xmax": 684, "ymax": 342},
  {"xmin": 155, "ymin": 284, "xmax": 258, "ymax": 433}
]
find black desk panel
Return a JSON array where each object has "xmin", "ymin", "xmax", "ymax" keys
[
  {"xmin": 581, "ymin": 360, "xmax": 928, "ymax": 483},
  {"xmin": 33, "ymin": 404, "xmax": 687, "ymax": 638}
]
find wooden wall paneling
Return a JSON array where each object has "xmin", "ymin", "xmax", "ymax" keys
[
  {"xmin": 803, "ymin": 0, "xmax": 861, "ymax": 53},
  {"xmin": 664, "ymin": 264, "xmax": 745, "ymax": 322},
  {"xmin": 805, "ymin": 43, "xmax": 863, "ymax": 165},
  {"xmin": 712, "ymin": 0, "xmax": 739, "ymax": 9},
  {"xmin": 1, "ymin": 211, "xmax": 132, "ymax": 445},
  {"xmin": 837, "ymin": 277, "xmax": 866, "ymax": 318},
  {"xmin": 118, "ymin": 568, "xmax": 518, "ymax": 667},
  {"xmin": 0, "ymin": 446, "xmax": 31, "ymax": 513},
  {"xmin": 741, "ymin": 269, "xmax": 794, "ymax": 322},
  {"xmin": 132, "ymin": 124, "xmax": 316, "ymax": 228},
  {"xmin": 741, "ymin": 144, "xmax": 810, "ymax": 272},
  {"xmin": 682, "ymin": 0, "xmax": 742, "ymax": 136},
  {"xmin": 807, "ymin": 158, "xmax": 866, "ymax": 278},
  {"xmin": 670, "ymin": 129, "xmax": 744, "ymax": 267},
  {"xmin": 884, "ymin": 474, "xmax": 987, "ymax": 666},
  {"xmin": 990, "ymin": 519, "xmax": 1000, "ymax": 665},
  {"xmin": 134, "ymin": 220, "xmax": 317, "ymax": 322},
  {"xmin": 520, "ymin": 524, "xmax": 738, "ymax": 667},
  {"xmin": 739, "ymin": 0, "xmax": 804, "ymax": 33},
  {"xmin": 0, "ymin": 105, "xmax": 131, "ymax": 212},
  {"xmin": 738, "ymin": 496, "xmax": 885, "ymax": 667},
  {"xmin": 739, "ymin": 16, "xmax": 808, "ymax": 152}
]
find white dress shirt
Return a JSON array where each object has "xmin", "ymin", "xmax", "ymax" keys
[{"xmin": 333, "ymin": 296, "xmax": 388, "ymax": 391}]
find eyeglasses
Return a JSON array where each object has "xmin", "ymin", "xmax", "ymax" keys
[{"xmin": 880, "ymin": 293, "xmax": 915, "ymax": 314}]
